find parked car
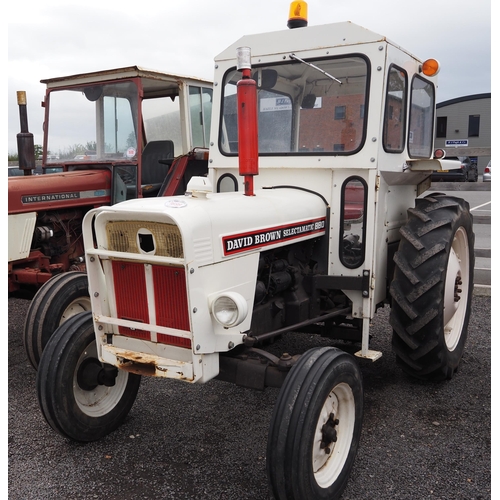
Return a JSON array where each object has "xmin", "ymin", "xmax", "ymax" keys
[
  {"xmin": 8, "ymin": 166, "xmax": 25, "ymax": 176},
  {"xmin": 483, "ymin": 161, "xmax": 491, "ymax": 182},
  {"xmin": 431, "ymin": 156, "xmax": 478, "ymax": 182}
]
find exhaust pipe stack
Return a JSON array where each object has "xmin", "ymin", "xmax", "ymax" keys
[
  {"xmin": 16, "ymin": 91, "xmax": 36, "ymax": 175},
  {"xmin": 236, "ymin": 47, "xmax": 259, "ymax": 196}
]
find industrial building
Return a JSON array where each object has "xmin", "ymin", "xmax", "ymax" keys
[{"xmin": 434, "ymin": 93, "xmax": 491, "ymax": 176}]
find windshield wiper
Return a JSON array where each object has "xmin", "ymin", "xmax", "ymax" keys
[{"xmin": 289, "ymin": 54, "xmax": 342, "ymax": 84}]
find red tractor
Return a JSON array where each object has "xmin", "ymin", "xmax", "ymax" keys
[{"xmin": 9, "ymin": 66, "xmax": 212, "ymax": 367}]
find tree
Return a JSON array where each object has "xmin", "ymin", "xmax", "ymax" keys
[
  {"xmin": 85, "ymin": 141, "xmax": 97, "ymax": 153},
  {"xmin": 8, "ymin": 144, "xmax": 43, "ymax": 161}
]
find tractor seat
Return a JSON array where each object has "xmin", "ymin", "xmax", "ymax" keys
[{"xmin": 141, "ymin": 140, "xmax": 174, "ymax": 196}]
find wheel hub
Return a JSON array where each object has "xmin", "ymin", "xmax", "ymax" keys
[
  {"xmin": 454, "ymin": 276, "xmax": 463, "ymax": 302},
  {"xmin": 77, "ymin": 358, "xmax": 118, "ymax": 390},
  {"xmin": 320, "ymin": 412, "xmax": 339, "ymax": 454}
]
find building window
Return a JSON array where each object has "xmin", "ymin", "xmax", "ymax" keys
[
  {"xmin": 436, "ymin": 116, "xmax": 447, "ymax": 138},
  {"xmin": 468, "ymin": 115, "xmax": 480, "ymax": 137},
  {"xmin": 360, "ymin": 104, "xmax": 365, "ymax": 119},
  {"xmin": 333, "ymin": 143, "xmax": 345, "ymax": 152},
  {"xmin": 335, "ymin": 106, "xmax": 346, "ymax": 120}
]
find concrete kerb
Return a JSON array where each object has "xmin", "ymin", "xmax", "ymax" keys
[{"xmin": 473, "ymin": 284, "xmax": 491, "ymax": 297}]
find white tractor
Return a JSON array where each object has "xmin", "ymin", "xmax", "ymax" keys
[{"xmin": 34, "ymin": 3, "xmax": 474, "ymax": 498}]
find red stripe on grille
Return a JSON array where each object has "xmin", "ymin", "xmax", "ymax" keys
[
  {"xmin": 119, "ymin": 328, "xmax": 151, "ymax": 340},
  {"xmin": 152, "ymin": 265, "xmax": 190, "ymax": 332},
  {"xmin": 112, "ymin": 261, "xmax": 151, "ymax": 340},
  {"xmin": 157, "ymin": 334, "xmax": 192, "ymax": 349}
]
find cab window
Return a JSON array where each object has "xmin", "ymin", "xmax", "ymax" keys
[
  {"xmin": 340, "ymin": 177, "xmax": 367, "ymax": 268},
  {"xmin": 408, "ymin": 75, "xmax": 435, "ymax": 158},
  {"xmin": 189, "ymin": 86, "xmax": 213, "ymax": 148},
  {"xmin": 383, "ymin": 65, "xmax": 407, "ymax": 153},
  {"xmin": 220, "ymin": 55, "xmax": 369, "ymax": 155},
  {"xmin": 143, "ymin": 96, "xmax": 182, "ymax": 156}
]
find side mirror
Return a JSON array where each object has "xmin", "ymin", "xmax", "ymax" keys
[
  {"xmin": 252, "ymin": 69, "xmax": 278, "ymax": 89},
  {"xmin": 301, "ymin": 94, "xmax": 316, "ymax": 109},
  {"xmin": 84, "ymin": 86, "xmax": 103, "ymax": 102}
]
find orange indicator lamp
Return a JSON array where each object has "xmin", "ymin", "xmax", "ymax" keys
[{"xmin": 421, "ymin": 59, "xmax": 440, "ymax": 76}]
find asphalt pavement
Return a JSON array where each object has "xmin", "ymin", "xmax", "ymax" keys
[
  {"xmin": 8, "ymin": 179, "xmax": 491, "ymax": 499},
  {"xmin": 8, "ymin": 293, "xmax": 491, "ymax": 499}
]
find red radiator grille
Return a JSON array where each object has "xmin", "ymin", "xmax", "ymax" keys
[
  {"xmin": 111, "ymin": 261, "xmax": 191, "ymax": 347},
  {"xmin": 112, "ymin": 260, "xmax": 150, "ymax": 340},
  {"xmin": 157, "ymin": 333, "xmax": 192, "ymax": 349},
  {"xmin": 152, "ymin": 265, "xmax": 190, "ymax": 332}
]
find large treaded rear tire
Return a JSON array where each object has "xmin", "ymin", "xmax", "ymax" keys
[
  {"xmin": 24, "ymin": 272, "xmax": 91, "ymax": 370},
  {"xmin": 389, "ymin": 194, "xmax": 474, "ymax": 381}
]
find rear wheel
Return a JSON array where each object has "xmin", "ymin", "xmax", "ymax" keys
[
  {"xmin": 267, "ymin": 347, "xmax": 363, "ymax": 500},
  {"xmin": 24, "ymin": 272, "xmax": 91, "ymax": 370},
  {"xmin": 36, "ymin": 311, "xmax": 141, "ymax": 442},
  {"xmin": 390, "ymin": 194, "xmax": 474, "ymax": 381}
]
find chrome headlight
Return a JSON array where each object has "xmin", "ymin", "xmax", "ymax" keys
[{"xmin": 211, "ymin": 292, "xmax": 248, "ymax": 328}]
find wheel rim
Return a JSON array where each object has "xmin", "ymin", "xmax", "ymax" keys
[
  {"xmin": 73, "ymin": 340, "xmax": 130, "ymax": 417},
  {"xmin": 59, "ymin": 297, "xmax": 92, "ymax": 325},
  {"xmin": 443, "ymin": 226, "xmax": 470, "ymax": 351},
  {"xmin": 312, "ymin": 382, "xmax": 356, "ymax": 488}
]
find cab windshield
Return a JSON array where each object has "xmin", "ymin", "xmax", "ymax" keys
[
  {"xmin": 220, "ymin": 55, "xmax": 369, "ymax": 155},
  {"xmin": 45, "ymin": 81, "xmax": 140, "ymax": 163}
]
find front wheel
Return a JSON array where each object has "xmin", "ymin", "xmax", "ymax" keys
[
  {"xmin": 24, "ymin": 272, "xmax": 91, "ymax": 370},
  {"xmin": 36, "ymin": 311, "xmax": 141, "ymax": 442},
  {"xmin": 390, "ymin": 194, "xmax": 474, "ymax": 381},
  {"xmin": 267, "ymin": 347, "xmax": 363, "ymax": 500}
]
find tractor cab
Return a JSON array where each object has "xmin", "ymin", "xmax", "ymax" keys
[
  {"xmin": 40, "ymin": 66, "xmax": 213, "ymax": 199},
  {"xmin": 207, "ymin": 16, "xmax": 443, "ymax": 316}
]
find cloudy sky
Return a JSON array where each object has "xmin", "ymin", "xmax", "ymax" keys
[{"xmin": 7, "ymin": 0, "xmax": 491, "ymax": 155}]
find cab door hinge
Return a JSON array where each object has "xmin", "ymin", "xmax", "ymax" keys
[
  {"xmin": 361, "ymin": 269, "xmax": 370, "ymax": 298},
  {"xmin": 374, "ymin": 174, "xmax": 381, "ymax": 203}
]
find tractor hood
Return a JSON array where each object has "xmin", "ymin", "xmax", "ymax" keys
[
  {"xmin": 8, "ymin": 170, "xmax": 112, "ymax": 215},
  {"xmin": 88, "ymin": 187, "xmax": 328, "ymax": 266}
]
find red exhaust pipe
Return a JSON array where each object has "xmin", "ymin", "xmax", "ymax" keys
[{"xmin": 236, "ymin": 47, "xmax": 258, "ymax": 196}]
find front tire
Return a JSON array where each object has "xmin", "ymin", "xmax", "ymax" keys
[
  {"xmin": 36, "ymin": 311, "xmax": 141, "ymax": 442},
  {"xmin": 267, "ymin": 347, "xmax": 363, "ymax": 500},
  {"xmin": 24, "ymin": 272, "xmax": 91, "ymax": 370},
  {"xmin": 390, "ymin": 195, "xmax": 474, "ymax": 381}
]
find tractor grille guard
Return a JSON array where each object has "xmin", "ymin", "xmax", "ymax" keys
[
  {"xmin": 110, "ymin": 260, "xmax": 191, "ymax": 348},
  {"xmin": 88, "ymin": 220, "xmax": 192, "ymax": 349}
]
